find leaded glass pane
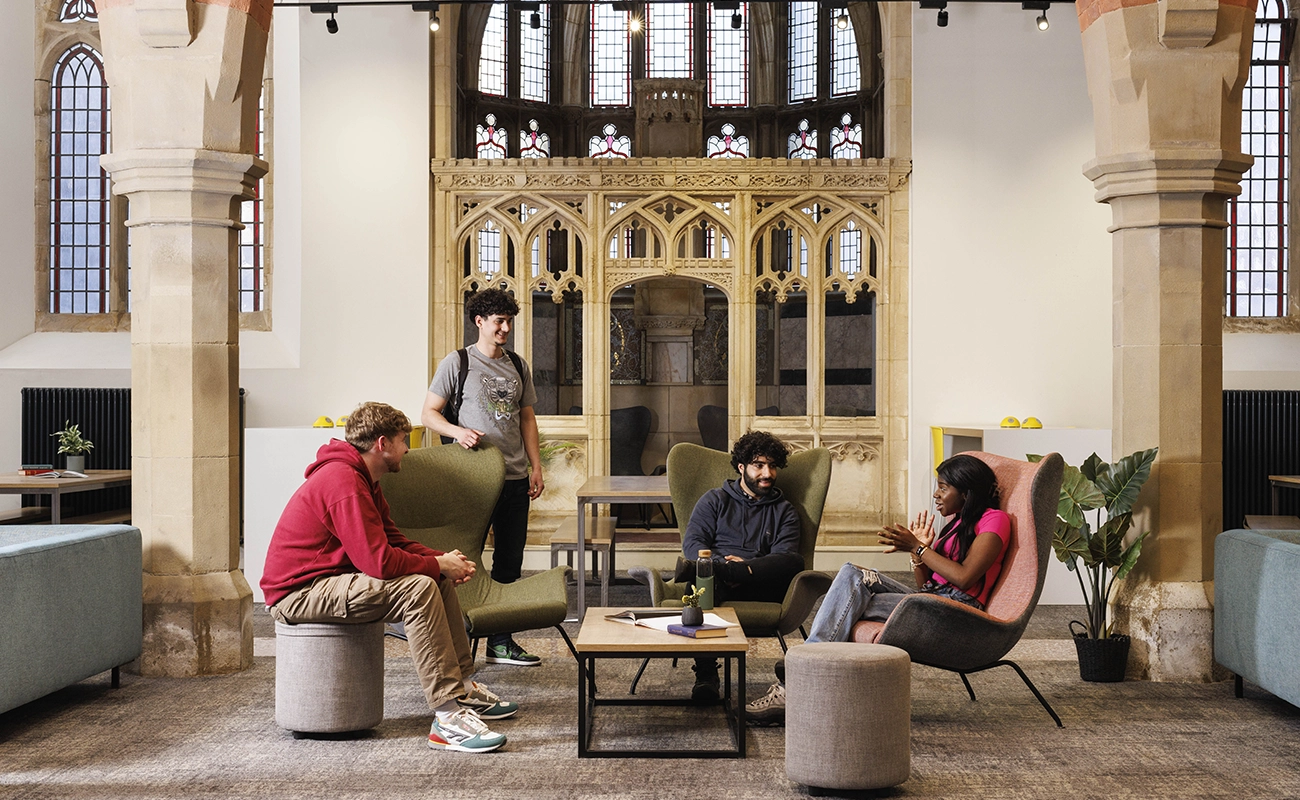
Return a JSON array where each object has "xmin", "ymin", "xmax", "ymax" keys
[
  {"xmin": 829, "ymin": 113, "xmax": 862, "ymax": 158},
  {"xmin": 479, "ymin": 3, "xmax": 507, "ymax": 97},
  {"xmin": 647, "ymin": 3, "xmax": 692, "ymax": 79},
  {"xmin": 591, "ymin": 3, "xmax": 631, "ymax": 106},
  {"xmin": 788, "ymin": 1, "xmax": 817, "ymax": 103},
  {"xmin": 520, "ymin": 119, "xmax": 552, "ymax": 158},
  {"xmin": 830, "ymin": 10, "xmax": 860, "ymax": 96},
  {"xmin": 788, "ymin": 119, "xmax": 817, "ymax": 159},
  {"xmin": 707, "ymin": 123, "xmax": 749, "ymax": 158},
  {"xmin": 239, "ymin": 89, "xmax": 266, "ymax": 313},
  {"xmin": 708, "ymin": 2, "xmax": 748, "ymax": 106},
  {"xmin": 477, "ymin": 114, "xmax": 508, "ymax": 158},
  {"xmin": 59, "ymin": 0, "xmax": 97, "ymax": 22},
  {"xmin": 520, "ymin": 3, "xmax": 550, "ymax": 102},
  {"xmin": 590, "ymin": 123, "xmax": 632, "ymax": 158}
]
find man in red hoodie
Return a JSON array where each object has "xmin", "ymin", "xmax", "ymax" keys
[{"xmin": 261, "ymin": 402, "xmax": 516, "ymax": 753}]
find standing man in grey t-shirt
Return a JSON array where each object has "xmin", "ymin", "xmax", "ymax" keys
[{"xmin": 421, "ymin": 288, "xmax": 545, "ymax": 666}]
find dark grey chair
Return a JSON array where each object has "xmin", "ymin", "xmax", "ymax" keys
[{"xmin": 697, "ymin": 405, "xmax": 728, "ymax": 452}]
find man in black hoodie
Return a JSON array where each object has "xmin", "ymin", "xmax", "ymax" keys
[{"xmin": 677, "ymin": 431, "xmax": 803, "ymax": 701}]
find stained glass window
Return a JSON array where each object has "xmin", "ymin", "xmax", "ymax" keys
[
  {"xmin": 58, "ymin": 0, "xmax": 97, "ymax": 22},
  {"xmin": 239, "ymin": 89, "xmax": 266, "ymax": 313},
  {"xmin": 788, "ymin": 119, "xmax": 817, "ymax": 159},
  {"xmin": 708, "ymin": 2, "xmax": 748, "ymax": 106},
  {"xmin": 478, "ymin": 220, "xmax": 503, "ymax": 277},
  {"xmin": 520, "ymin": 119, "xmax": 551, "ymax": 158},
  {"xmin": 591, "ymin": 3, "xmax": 631, "ymax": 106},
  {"xmin": 788, "ymin": 1, "xmax": 817, "ymax": 103},
  {"xmin": 829, "ymin": 113, "xmax": 862, "ymax": 158},
  {"xmin": 647, "ymin": 3, "xmax": 692, "ymax": 79},
  {"xmin": 479, "ymin": 3, "xmax": 508, "ymax": 97},
  {"xmin": 520, "ymin": 3, "xmax": 550, "ymax": 102},
  {"xmin": 590, "ymin": 123, "xmax": 632, "ymax": 158},
  {"xmin": 1228, "ymin": 0, "xmax": 1290, "ymax": 317},
  {"xmin": 477, "ymin": 114, "xmax": 508, "ymax": 159},
  {"xmin": 707, "ymin": 123, "xmax": 749, "ymax": 158},
  {"xmin": 49, "ymin": 43, "xmax": 111, "ymax": 314},
  {"xmin": 830, "ymin": 9, "xmax": 860, "ymax": 97}
]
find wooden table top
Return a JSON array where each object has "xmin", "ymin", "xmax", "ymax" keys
[
  {"xmin": 0, "ymin": 469, "xmax": 131, "ymax": 492},
  {"xmin": 575, "ymin": 606, "xmax": 748, "ymax": 654},
  {"xmin": 1268, "ymin": 475, "xmax": 1300, "ymax": 488},
  {"xmin": 575, "ymin": 475, "xmax": 671, "ymax": 502}
]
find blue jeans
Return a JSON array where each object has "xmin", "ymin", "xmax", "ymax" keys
[{"xmin": 806, "ymin": 563, "xmax": 983, "ymax": 643}]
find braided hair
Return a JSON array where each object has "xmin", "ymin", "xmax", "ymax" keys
[{"xmin": 933, "ymin": 454, "xmax": 1000, "ymax": 564}]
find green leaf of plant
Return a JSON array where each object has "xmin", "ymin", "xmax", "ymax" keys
[
  {"xmin": 1052, "ymin": 520, "xmax": 1089, "ymax": 567},
  {"xmin": 1096, "ymin": 447, "xmax": 1158, "ymax": 516},
  {"xmin": 1080, "ymin": 452, "xmax": 1104, "ymax": 483},
  {"xmin": 1026, "ymin": 453, "xmax": 1044, "ymax": 463},
  {"xmin": 1089, "ymin": 513, "xmax": 1132, "ymax": 569},
  {"xmin": 1058, "ymin": 466, "xmax": 1104, "ymax": 525},
  {"xmin": 1114, "ymin": 529, "xmax": 1152, "ymax": 581}
]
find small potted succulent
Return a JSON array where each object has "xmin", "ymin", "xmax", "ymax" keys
[
  {"xmin": 50, "ymin": 420, "xmax": 93, "ymax": 473},
  {"xmin": 680, "ymin": 585, "xmax": 706, "ymax": 626}
]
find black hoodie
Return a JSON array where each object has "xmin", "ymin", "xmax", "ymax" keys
[{"xmin": 682, "ymin": 478, "xmax": 802, "ymax": 567}]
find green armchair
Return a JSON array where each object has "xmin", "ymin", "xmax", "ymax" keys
[
  {"xmin": 630, "ymin": 442, "xmax": 834, "ymax": 648},
  {"xmin": 379, "ymin": 443, "xmax": 575, "ymax": 659}
]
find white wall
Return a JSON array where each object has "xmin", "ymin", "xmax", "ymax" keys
[
  {"xmin": 910, "ymin": 4, "xmax": 1113, "ymax": 514},
  {"xmin": 1225, "ymin": 333, "xmax": 1300, "ymax": 389},
  {"xmin": 0, "ymin": 0, "xmax": 35, "ymax": 353}
]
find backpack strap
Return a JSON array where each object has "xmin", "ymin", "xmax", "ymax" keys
[
  {"xmin": 504, "ymin": 349, "xmax": 525, "ymax": 383},
  {"xmin": 453, "ymin": 347, "xmax": 469, "ymax": 418}
]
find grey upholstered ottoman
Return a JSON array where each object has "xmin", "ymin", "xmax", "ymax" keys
[
  {"xmin": 275, "ymin": 621, "xmax": 385, "ymax": 736},
  {"xmin": 785, "ymin": 642, "xmax": 911, "ymax": 793}
]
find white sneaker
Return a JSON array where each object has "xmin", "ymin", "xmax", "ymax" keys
[
  {"xmin": 428, "ymin": 708, "xmax": 507, "ymax": 753},
  {"xmin": 746, "ymin": 681, "xmax": 786, "ymax": 726},
  {"xmin": 456, "ymin": 681, "xmax": 519, "ymax": 719}
]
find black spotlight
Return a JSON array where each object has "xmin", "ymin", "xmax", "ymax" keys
[
  {"xmin": 531, "ymin": 11, "xmax": 541, "ymax": 28},
  {"xmin": 936, "ymin": 8, "xmax": 948, "ymax": 26},
  {"xmin": 731, "ymin": 10, "xmax": 742, "ymax": 29},
  {"xmin": 326, "ymin": 12, "xmax": 338, "ymax": 33}
]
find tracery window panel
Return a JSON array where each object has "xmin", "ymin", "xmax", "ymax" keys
[
  {"xmin": 59, "ymin": 0, "xmax": 97, "ymax": 22},
  {"xmin": 239, "ymin": 89, "xmax": 267, "ymax": 313},
  {"xmin": 707, "ymin": 123, "xmax": 749, "ymax": 158},
  {"xmin": 829, "ymin": 113, "xmax": 863, "ymax": 158},
  {"xmin": 520, "ymin": 3, "xmax": 550, "ymax": 102},
  {"xmin": 788, "ymin": 119, "xmax": 818, "ymax": 159},
  {"xmin": 647, "ymin": 3, "xmax": 692, "ymax": 79},
  {"xmin": 830, "ymin": 10, "xmax": 860, "ymax": 97},
  {"xmin": 788, "ymin": 1, "xmax": 818, "ymax": 103},
  {"xmin": 591, "ymin": 3, "xmax": 631, "ymax": 106},
  {"xmin": 479, "ymin": 2, "xmax": 508, "ymax": 97},
  {"xmin": 755, "ymin": 288, "xmax": 808, "ymax": 416},
  {"xmin": 824, "ymin": 290, "xmax": 875, "ymax": 417},
  {"xmin": 520, "ymin": 119, "xmax": 552, "ymax": 158},
  {"xmin": 478, "ymin": 220, "xmax": 503, "ymax": 278},
  {"xmin": 589, "ymin": 123, "xmax": 632, "ymax": 158},
  {"xmin": 1228, "ymin": 0, "xmax": 1289, "ymax": 317},
  {"xmin": 477, "ymin": 114, "xmax": 508, "ymax": 158},
  {"xmin": 49, "ymin": 43, "xmax": 111, "ymax": 314},
  {"xmin": 708, "ymin": 2, "xmax": 748, "ymax": 106}
]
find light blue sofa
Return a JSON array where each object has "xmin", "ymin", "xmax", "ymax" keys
[
  {"xmin": 1, "ymin": 525, "xmax": 143, "ymax": 715},
  {"xmin": 1214, "ymin": 528, "xmax": 1300, "ymax": 708}
]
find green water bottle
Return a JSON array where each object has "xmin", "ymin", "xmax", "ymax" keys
[{"xmin": 696, "ymin": 549, "xmax": 715, "ymax": 610}]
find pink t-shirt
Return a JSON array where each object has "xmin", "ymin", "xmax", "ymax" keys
[{"xmin": 928, "ymin": 508, "xmax": 1012, "ymax": 607}]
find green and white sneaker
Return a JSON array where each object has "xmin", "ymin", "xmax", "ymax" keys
[
  {"xmin": 457, "ymin": 681, "xmax": 519, "ymax": 719},
  {"xmin": 485, "ymin": 639, "xmax": 541, "ymax": 666},
  {"xmin": 428, "ymin": 709, "xmax": 507, "ymax": 753}
]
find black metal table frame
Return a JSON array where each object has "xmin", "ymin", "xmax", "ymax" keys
[{"xmin": 577, "ymin": 648, "xmax": 746, "ymax": 758}]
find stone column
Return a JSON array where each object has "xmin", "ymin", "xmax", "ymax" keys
[
  {"xmin": 1077, "ymin": 0, "xmax": 1254, "ymax": 680},
  {"xmin": 98, "ymin": 0, "xmax": 270, "ymax": 676}
]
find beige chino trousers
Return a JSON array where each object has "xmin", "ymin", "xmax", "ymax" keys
[{"xmin": 270, "ymin": 572, "xmax": 475, "ymax": 709}]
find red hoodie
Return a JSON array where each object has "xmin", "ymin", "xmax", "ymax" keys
[{"xmin": 260, "ymin": 439, "xmax": 444, "ymax": 607}]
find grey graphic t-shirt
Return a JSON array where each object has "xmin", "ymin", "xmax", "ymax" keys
[{"xmin": 430, "ymin": 347, "xmax": 537, "ymax": 480}]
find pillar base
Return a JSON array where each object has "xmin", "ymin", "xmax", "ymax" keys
[
  {"xmin": 1109, "ymin": 578, "xmax": 1225, "ymax": 682},
  {"xmin": 141, "ymin": 571, "xmax": 254, "ymax": 677}
]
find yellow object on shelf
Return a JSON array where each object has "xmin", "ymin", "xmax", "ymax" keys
[
  {"xmin": 313, "ymin": 416, "xmax": 334, "ymax": 428},
  {"xmin": 1021, "ymin": 416, "xmax": 1043, "ymax": 429},
  {"xmin": 336, "ymin": 415, "xmax": 349, "ymax": 428},
  {"xmin": 1000, "ymin": 416, "xmax": 1021, "ymax": 429}
]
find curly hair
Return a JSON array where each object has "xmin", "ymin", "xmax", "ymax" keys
[
  {"xmin": 933, "ymin": 454, "xmax": 1001, "ymax": 564},
  {"xmin": 730, "ymin": 430, "xmax": 790, "ymax": 471},
  {"xmin": 344, "ymin": 402, "xmax": 412, "ymax": 453},
  {"xmin": 465, "ymin": 288, "xmax": 520, "ymax": 322}
]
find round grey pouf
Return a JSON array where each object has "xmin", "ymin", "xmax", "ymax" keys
[
  {"xmin": 275, "ymin": 621, "xmax": 385, "ymax": 735},
  {"xmin": 785, "ymin": 642, "xmax": 911, "ymax": 792}
]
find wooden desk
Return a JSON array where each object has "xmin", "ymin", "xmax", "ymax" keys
[
  {"xmin": 573, "ymin": 476, "xmax": 672, "ymax": 621},
  {"xmin": 575, "ymin": 606, "xmax": 748, "ymax": 758},
  {"xmin": 1269, "ymin": 475, "xmax": 1300, "ymax": 515},
  {"xmin": 0, "ymin": 470, "xmax": 131, "ymax": 525}
]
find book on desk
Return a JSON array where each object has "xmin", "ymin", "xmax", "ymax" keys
[
  {"xmin": 666, "ymin": 623, "xmax": 728, "ymax": 638},
  {"xmin": 605, "ymin": 609, "xmax": 736, "ymax": 634}
]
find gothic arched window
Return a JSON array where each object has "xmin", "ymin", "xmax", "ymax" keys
[
  {"xmin": 591, "ymin": 2, "xmax": 632, "ymax": 106},
  {"xmin": 520, "ymin": 3, "xmax": 551, "ymax": 102},
  {"xmin": 1228, "ymin": 0, "xmax": 1290, "ymax": 317},
  {"xmin": 478, "ymin": 3, "xmax": 508, "ymax": 97},
  {"xmin": 59, "ymin": 0, "xmax": 97, "ymax": 22},
  {"xmin": 49, "ymin": 43, "xmax": 111, "ymax": 314},
  {"xmin": 788, "ymin": 1, "xmax": 818, "ymax": 103},
  {"xmin": 708, "ymin": 2, "xmax": 748, "ymax": 106}
]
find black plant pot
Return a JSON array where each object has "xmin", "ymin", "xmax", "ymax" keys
[
  {"xmin": 1073, "ymin": 633, "xmax": 1131, "ymax": 682},
  {"xmin": 681, "ymin": 606, "xmax": 704, "ymax": 626}
]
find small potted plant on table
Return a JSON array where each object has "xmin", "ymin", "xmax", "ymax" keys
[
  {"xmin": 680, "ymin": 585, "xmax": 706, "ymax": 627},
  {"xmin": 51, "ymin": 421, "xmax": 93, "ymax": 474},
  {"xmin": 1031, "ymin": 446, "xmax": 1158, "ymax": 682}
]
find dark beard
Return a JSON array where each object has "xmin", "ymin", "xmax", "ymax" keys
[{"xmin": 742, "ymin": 471, "xmax": 772, "ymax": 498}]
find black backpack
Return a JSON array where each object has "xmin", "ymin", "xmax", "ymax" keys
[{"xmin": 440, "ymin": 347, "xmax": 526, "ymax": 444}]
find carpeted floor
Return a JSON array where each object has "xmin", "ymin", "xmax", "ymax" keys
[{"xmin": 2, "ymin": 577, "xmax": 1299, "ymax": 799}]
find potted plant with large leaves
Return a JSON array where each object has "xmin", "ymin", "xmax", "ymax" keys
[{"xmin": 1029, "ymin": 446, "xmax": 1158, "ymax": 682}]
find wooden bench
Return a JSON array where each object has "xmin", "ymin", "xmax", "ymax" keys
[
  {"xmin": 1245, "ymin": 514, "xmax": 1300, "ymax": 531},
  {"xmin": 550, "ymin": 515, "xmax": 617, "ymax": 607}
]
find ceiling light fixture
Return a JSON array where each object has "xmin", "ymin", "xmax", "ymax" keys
[
  {"xmin": 412, "ymin": 2, "xmax": 439, "ymax": 31},
  {"xmin": 836, "ymin": 10, "xmax": 849, "ymax": 29},
  {"xmin": 309, "ymin": 2, "xmax": 340, "ymax": 32},
  {"xmin": 731, "ymin": 10, "xmax": 742, "ymax": 29},
  {"xmin": 919, "ymin": 0, "xmax": 948, "ymax": 28},
  {"xmin": 1022, "ymin": 1, "xmax": 1050, "ymax": 31}
]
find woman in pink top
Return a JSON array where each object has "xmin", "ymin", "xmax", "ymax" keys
[{"xmin": 807, "ymin": 453, "xmax": 1011, "ymax": 642}]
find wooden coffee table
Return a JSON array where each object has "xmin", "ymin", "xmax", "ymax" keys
[{"xmin": 574, "ymin": 606, "xmax": 749, "ymax": 758}]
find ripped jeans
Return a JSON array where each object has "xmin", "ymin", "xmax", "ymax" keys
[{"xmin": 805, "ymin": 562, "xmax": 984, "ymax": 644}]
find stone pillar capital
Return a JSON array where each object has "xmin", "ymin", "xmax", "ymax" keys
[
  {"xmin": 1082, "ymin": 148, "xmax": 1254, "ymax": 229},
  {"xmin": 99, "ymin": 148, "xmax": 267, "ymax": 228}
]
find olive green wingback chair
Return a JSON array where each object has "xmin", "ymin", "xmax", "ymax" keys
[
  {"xmin": 630, "ymin": 442, "xmax": 834, "ymax": 647},
  {"xmin": 379, "ymin": 443, "xmax": 575, "ymax": 658}
]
